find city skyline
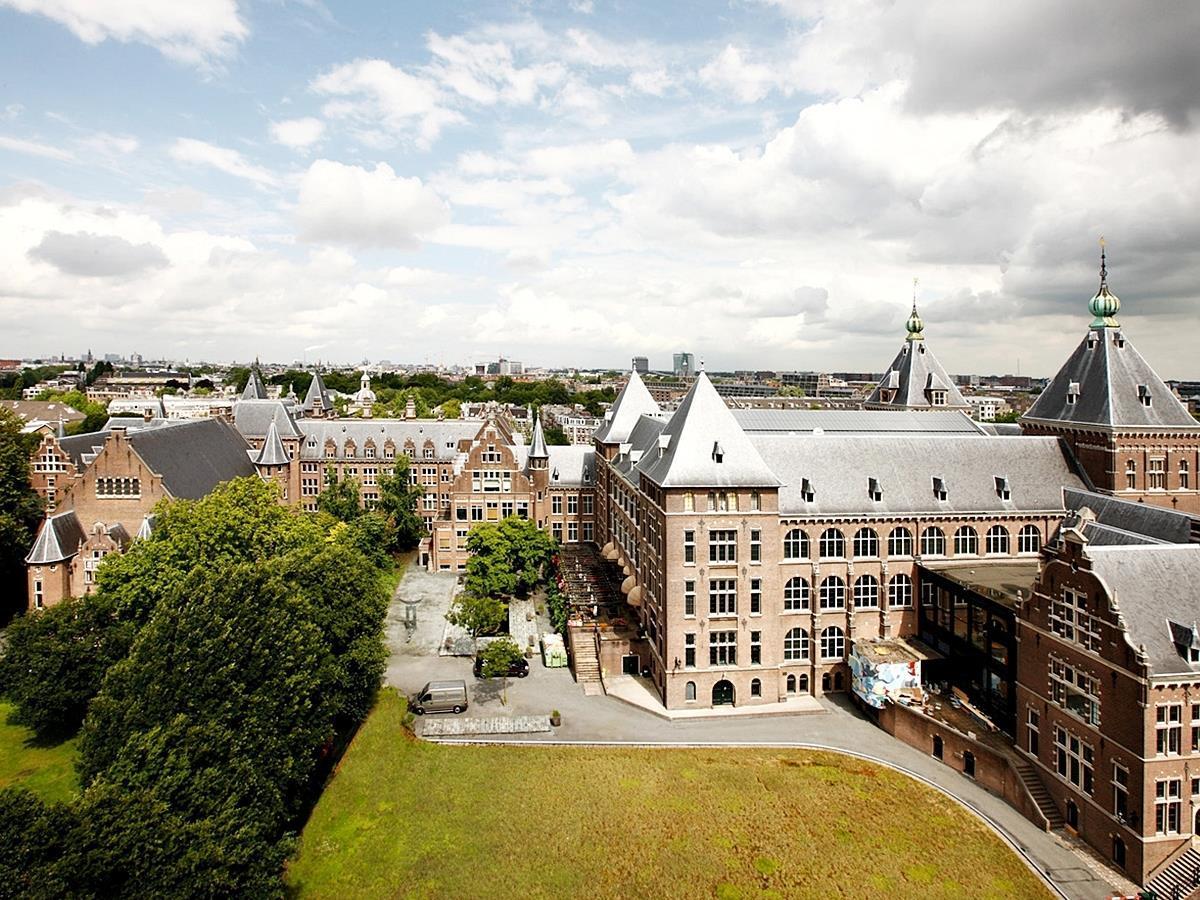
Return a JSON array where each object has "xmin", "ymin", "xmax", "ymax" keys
[{"xmin": 2, "ymin": 1, "xmax": 1199, "ymax": 375}]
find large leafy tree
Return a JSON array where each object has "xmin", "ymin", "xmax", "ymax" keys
[
  {"xmin": 445, "ymin": 592, "xmax": 506, "ymax": 646},
  {"xmin": 316, "ymin": 468, "xmax": 361, "ymax": 522},
  {"xmin": 377, "ymin": 462, "xmax": 424, "ymax": 550},
  {"xmin": 0, "ymin": 408, "xmax": 42, "ymax": 621},
  {"xmin": 463, "ymin": 516, "xmax": 556, "ymax": 599}
]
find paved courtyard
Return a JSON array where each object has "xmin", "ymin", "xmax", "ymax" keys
[{"xmin": 383, "ymin": 568, "xmax": 1124, "ymax": 900}]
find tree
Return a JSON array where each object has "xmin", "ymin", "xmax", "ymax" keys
[
  {"xmin": 464, "ymin": 517, "xmax": 557, "ymax": 599},
  {"xmin": 480, "ymin": 637, "xmax": 523, "ymax": 705},
  {"xmin": 35, "ymin": 390, "xmax": 107, "ymax": 433},
  {"xmin": 316, "ymin": 468, "xmax": 361, "ymax": 522},
  {"xmin": 445, "ymin": 592, "xmax": 506, "ymax": 647},
  {"xmin": 544, "ymin": 424, "xmax": 569, "ymax": 445},
  {"xmin": 376, "ymin": 464, "xmax": 424, "ymax": 550},
  {"xmin": 440, "ymin": 398, "xmax": 462, "ymax": 419},
  {"xmin": 0, "ymin": 408, "xmax": 43, "ymax": 621}
]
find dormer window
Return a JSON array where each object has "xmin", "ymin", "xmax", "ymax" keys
[
  {"xmin": 932, "ymin": 477, "xmax": 948, "ymax": 501},
  {"xmin": 1113, "ymin": 330, "xmax": 1125, "ymax": 348},
  {"xmin": 1086, "ymin": 332, "xmax": 1098, "ymax": 349},
  {"xmin": 995, "ymin": 476, "xmax": 1011, "ymax": 501},
  {"xmin": 1138, "ymin": 385, "xmax": 1152, "ymax": 408},
  {"xmin": 800, "ymin": 478, "xmax": 815, "ymax": 503},
  {"xmin": 868, "ymin": 478, "xmax": 882, "ymax": 502},
  {"xmin": 712, "ymin": 442, "xmax": 724, "ymax": 463},
  {"xmin": 1067, "ymin": 382, "xmax": 1080, "ymax": 406},
  {"xmin": 880, "ymin": 389, "xmax": 894, "ymax": 403},
  {"xmin": 929, "ymin": 390, "xmax": 946, "ymax": 406},
  {"xmin": 1168, "ymin": 620, "xmax": 1200, "ymax": 664}
]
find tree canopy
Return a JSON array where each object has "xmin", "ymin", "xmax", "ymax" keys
[
  {"xmin": 0, "ymin": 408, "xmax": 42, "ymax": 621},
  {"xmin": 464, "ymin": 516, "xmax": 557, "ymax": 599}
]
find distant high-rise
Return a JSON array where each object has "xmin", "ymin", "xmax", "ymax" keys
[
  {"xmin": 672, "ymin": 352, "xmax": 695, "ymax": 377},
  {"xmin": 631, "ymin": 356, "xmax": 649, "ymax": 374}
]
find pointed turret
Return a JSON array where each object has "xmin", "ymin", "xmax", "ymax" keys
[
  {"xmin": 241, "ymin": 364, "xmax": 268, "ymax": 401},
  {"xmin": 529, "ymin": 416, "xmax": 549, "ymax": 469},
  {"xmin": 864, "ymin": 285, "xmax": 969, "ymax": 412},
  {"xmin": 135, "ymin": 514, "xmax": 155, "ymax": 541},
  {"xmin": 636, "ymin": 372, "xmax": 779, "ymax": 488},
  {"xmin": 302, "ymin": 371, "xmax": 333, "ymax": 417},
  {"xmin": 594, "ymin": 370, "xmax": 660, "ymax": 445},
  {"xmin": 25, "ymin": 511, "xmax": 84, "ymax": 565},
  {"xmin": 254, "ymin": 419, "xmax": 291, "ymax": 467}
]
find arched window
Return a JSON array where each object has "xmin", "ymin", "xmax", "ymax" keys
[
  {"xmin": 798, "ymin": 673, "xmax": 809, "ymax": 692},
  {"xmin": 1018, "ymin": 524, "xmax": 1042, "ymax": 554},
  {"xmin": 954, "ymin": 526, "xmax": 978, "ymax": 555},
  {"xmin": 786, "ymin": 674, "xmax": 797, "ymax": 693},
  {"xmin": 888, "ymin": 527, "xmax": 913, "ymax": 557},
  {"xmin": 888, "ymin": 573, "xmax": 913, "ymax": 608},
  {"xmin": 783, "ymin": 528, "xmax": 810, "ymax": 560},
  {"xmin": 921, "ymin": 526, "xmax": 945, "ymax": 556},
  {"xmin": 986, "ymin": 525, "xmax": 1010, "ymax": 554},
  {"xmin": 818, "ymin": 575, "xmax": 845, "ymax": 610},
  {"xmin": 784, "ymin": 627, "xmax": 809, "ymax": 661},
  {"xmin": 853, "ymin": 527, "xmax": 879, "ymax": 558},
  {"xmin": 820, "ymin": 626, "xmax": 845, "ymax": 660},
  {"xmin": 853, "ymin": 574, "xmax": 879, "ymax": 609},
  {"xmin": 685, "ymin": 681, "xmax": 696, "ymax": 701},
  {"xmin": 783, "ymin": 576, "xmax": 810, "ymax": 611},
  {"xmin": 750, "ymin": 678, "xmax": 762, "ymax": 697},
  {"xmin": 819, "ymin": 528, "xmax": 845, "ymax": 559}
]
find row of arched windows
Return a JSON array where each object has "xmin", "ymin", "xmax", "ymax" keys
[
  {"xmin": 782, "ymin": 525, "xmax": 1041, "ymax": 560},
  {"xmin": 780, "ymin": 625, "xmax": 844, "ymax": 661},
  {"xmin": 781, "ymin": 572, "xmax": 913, "ymax": 611}
]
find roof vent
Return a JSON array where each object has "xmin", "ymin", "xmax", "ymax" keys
[
  {"xmin": 995, "ymin": 476, "xmax": 1011, "ymax": 500},
  {"xmin": 868, "ymin": 478, "xmax": 882, "ymax": 501},
  {"xmin": 1113, "ymin": 330, "xmax": 1125, "ymax": 348},
  {"xmin": 800, "ymin": 478, "xmax": 814, "ymax": 502},
  {"xmin": 712, "ymin": 441, "xmax": 724, "ymax": 463},
  {"xmin": 932, "ymin": 476, "xmax": 948, "ymax": 501}
]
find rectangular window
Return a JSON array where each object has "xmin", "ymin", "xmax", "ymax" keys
[
  {"xmin": 684, "ymin": 633, "xmax": 696, "ymax": 668},
  {"xmin": 750, "ymin": 578, "xmax": 761, "ymax": 615},
  {"xmin": 684, "ymin": 530, "xmax": 695, "ymax": 564},
  {"xmin": 749, "ymin": 529, "xmax": 761, "ymax": 562},
  {"xmin": 709, "ymin": 630, "xmax": 736, "ymax": 666},
  {"xmin": 582, "ymin": 494, "xmax": 593, "ymax": 515},
  {"xmin": 567, "ymin": 495, "xmax": 578, "ymax": 514},
  {"xmin": 1050, "ymin": 658, "xmax": 1101, "ymax": 726},
  {"xmin": 1054, "ymin": 726, "xmax": 1094, "ymax": 794},
  {"xmin": 1113, "ymin": 763, "xmax": 1128, "ymax": 820},
  {"xmin": 709, "ymin": 529, "xmax": 737, "ymax": 563},
  {"xmin": 708, "ymin": 579, "xmax": 737, "ymax": 617},
  {"xmin": 684, "ymin": 580, "xmax": 695, "ymax": 618},
  {"xmin": 582, "ymin": 522, "xmax": 593, "ymax": 542},
  {"xmin": 750, "ymin": 631, "xmax": 761, "ymax": 665},
  {"xmin": 552, "ymin": 523, "xmax": 562, "ymax": 541},
  {"xmin": 552, "ymin": 495, "xmax": 563, "ymax": 514},
  {"xmin": 1050, "ymin": 589, "xmax": 1101, "ymax": 652},
  {"xmin": 1157, "ymin": 703, "xmax": 1183, "ymax": 756},
  {"xmin": 1149, "ymin": 457, "xmax": 1166, "ymax": 491},
  {"xmin": 568, "ymin": 522, "xmax": 578, "ymax": 542},
  {"xmin": 1156, "ymin": 779, "xmax": 1182, "ymax": 834}
]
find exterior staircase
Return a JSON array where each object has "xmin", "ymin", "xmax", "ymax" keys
[
  {"xmin": 1147, "ymin": 847, "xmax": 1200, "ymax": 900},
  {"xmin": 1012, "ymin": 757, "xmax": 1065, "ymax": 830},
  {"xmin": 572, "ymin": 629, "xmax": 604, "ymax": 695}
]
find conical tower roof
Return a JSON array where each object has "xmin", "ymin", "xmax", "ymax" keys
[
  {"xmin": 241, "ymin": 365, "xmax": 268, "ymax": 401},
  {"xmin": 529, "ymin": 416, "xmax": 549, "ymax": 459},
  {"xmin": 254, "ymin": 420, "xmax": 291, "ymax": 466},
  {"xmin": 25, "ymin": 511, "xmax": 84, "ymax": 565},
  {"xmin": 594, "ymin": 371, "xmax": 660, "ymax": 444},
  {"xmin": 302, "ymin": 371, "xmax": 333, "ymax": 415},
  {"xmin": 636, "ymin": 372, "xmax": 779, "ymax": 488},
  {"xmin": 864, "ymin": 293, "xmax": 969, "ymax": 411}
]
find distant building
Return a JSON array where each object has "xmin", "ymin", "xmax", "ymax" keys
[
  {"xmin": 672, "ymin": 352, "xmax": 695, "ymax": 378},
  {"xmin": 965, "ymin": 395, "xmax": 1008, "ymax": 421},
  {"xmin": 632, "ymin": 356, "xmax": 649, "ymax": 374}
]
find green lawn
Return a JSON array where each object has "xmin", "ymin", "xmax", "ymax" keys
[
  {"xmin": 288, "ymin": 690, "xmax": 1049, "ymax": 899},
  {"xmin": 0, "ymin": 701, "xmax": 79, "ymax": 804}
]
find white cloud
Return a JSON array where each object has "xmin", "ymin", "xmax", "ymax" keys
[
  {"xmin": 80, "ymin": 132, "xmax": 139, "ymax": 156},
  {"xmin": 0, "ymin": 0, "xmax": 247, "ymax": 67},
  {"xmin": 0, "ymin": 134, "xmax": 74, "ymax": 161},
  {"xmin": 269, "ymin": 117, "xmax": 325, "ymax": 150},
  {"xmin": 296, "ymin": 159, "xmax": 449, "ymax": 248},
  {"xmin": 699, "ymin": 45, "xmax": 775, "ymax": 103},
  {"xmin": 168, "ymin": 138, "xmax": 278, "ymax": 187}
]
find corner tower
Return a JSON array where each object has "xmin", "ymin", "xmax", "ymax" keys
[{"xmin": 1021, "ymin": 243, "xmax": 1200, "ymax": 513}]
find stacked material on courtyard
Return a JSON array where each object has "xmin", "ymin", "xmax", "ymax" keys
[
  {"xmin": 541, "ymin": 634, "xmax": 568, "ymax": 668},
  {"xmin": 849, "ymin": 638, "xmax": 931, "ymax": 709}
]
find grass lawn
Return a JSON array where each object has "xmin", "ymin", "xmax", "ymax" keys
[
  {"xmin": 0, "ymin": 701, "xmax": 79, "ymax": 804},
  {"xmin": 288, "ymin": 690, "xmax": 1049, "ymax": 899}
]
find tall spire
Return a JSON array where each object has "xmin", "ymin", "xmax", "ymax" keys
[
  {"xmin": 529, "ymin": 415, "xmax": 549, "ymax": 461},
  {"xmin": 1088, "ymin": 236, "xmax": 1121, "ymax": 328},
  {"xmin": 905, "ymin": 277, "xmax": 924, "ymax": 341}
]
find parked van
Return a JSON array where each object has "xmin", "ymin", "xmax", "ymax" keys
[{"xmin": 410, "ymin": 680, "xmax": 468, "ymax": 715}]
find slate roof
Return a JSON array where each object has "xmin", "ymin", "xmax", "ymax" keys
[
  {"xmin": 733, "ymin": 408, "xmax": 982, "ymax": 434},
  {"xmin": 1087, "ymin": 544, "xmax": 1200, "ymax": 677},
  {"xmin": 58, "ymin": 431, "xmax": 111, "ymax": 467},
  {"xmin": 1065, "ymin": 488, "xmax": 1199, "ymax": 545},
  {"xmin": 750, "ymin": 434, "xmax": 1083, "ymax": 516},
  {"xmin": 609, "ymin": 414, "xmax": 668, "ymax": 488},
  {"xmin": 298, "ymin": 419, "xmax": 483, "ymax": 460},
  {"xmin": 126, "ymin": 418, "xmax": 256, "ymax": 499},
  {"xmin": 529, "ymin": 417, "xmax": 549, "ymax": 459},
  {"xmin": 25, "ymin": 511, "xmax": 85, "ymax": 564},
  {"xmin": 241, "ymin": 367, "xmax": 268, "ymax": 400},
  {"xmin": 233, "ymin": 399, "xmax": 303, "ymax": 439},
  {"xmin": 301, "ymin": 372, "xmax": 334, "ymax": 415},
  {"xmin": 637, "ymin": 373, "xmax": 780, "ymax": 489},
  {"xmin": 511, "ymin": 444, "xmax": 595, "ymax": 486},
  {"xmin": 1024, "ymin": 327, "xmax": 1197, "ymax": 429},
  {"xmin": 594, "ymin": 371, "xmax": 661, "ymax": 444},
  {"xmin": 864, "ymin": 339, "xmax": 970, "ymax": 411},
  {"xmin": 253, "ymin": 420, "xmax": 291, "ymax": 466}
]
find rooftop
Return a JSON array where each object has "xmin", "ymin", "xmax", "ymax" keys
[{"xmin": 922, "ymin": 560, "xmax": 1039, "ymax": 609}]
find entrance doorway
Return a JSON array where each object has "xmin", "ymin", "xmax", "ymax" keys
[
  {"xmin": 1066, "ymin": 800, "xmax": 1078, "ymax": 829},
  {"xmin": 932, "ymin": 735, "xmax": 943, "ymax": 759},
  {"xmin": 622, "ymin": 654, "xmax": 640, "ymax": 675},
  {"xmin": 963, "ymin": 751, "xmax": 975, "ymax": 778},
  {"xmin": 712, "ymin": 680, "xmax": 735, "ymax": 706}
]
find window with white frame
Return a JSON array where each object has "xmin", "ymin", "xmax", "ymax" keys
[
  {"xmin": 820, "ymin": 625, "xmax": 844, "ymax": 660},
  {"xmin": 552, "ymin": 495, "xmax": 563, "ymax": 514},
  {"xmin": 684, "ymin": 530, "xmax": 695, "ymax": 564},
  {"xmin": 1054, "ymin": 726, "xmax": 1094, "ymax": 794},
  {"xmin": 1149, "ymin": 457, "xmax": 1166, "ymax": 490},
  {"xmin": 1156, "ymin": 779, "xmax": 1182, "ymax": 834},
  {"xmin": 708, "ymin": 579, "xmax": 737, "ymax": 617},
  {"xmin": 986, "ymin": 525, "xmax": 1010, "ymax": 554},
  {"xmin": 888, "ymin": 527, "xmax": 913, "ymax": 557},
  {"xmin": 954, "ymin": 526, "xmax": 978, "ymax": 555},
  {"xmin": 1181, "ymin": 460, "xmax": 1190, "ymax": 490},
  {"xmin": 853, "ymin": 574, "xmax": 879, "ymax": 609},
  {"xmin": 784, "ymin": 627, "xmax": 809, "ymax": 661},
  {"xmin": 888, "ymin": 573, "xmax": 913, "ymax": 608},
  {"xmin": 783, "ymin": 576, "xmax": 809, "ymax": 612},
  {"xmin": 853, "ymin": 527, "xmax": 879, "ymax": 558},
  {"xmin": 1050, "ymin": 658, "xmax": 1101, "ymax": 725},
  {"xmin": 1018, "ymin": 525, "xmax": 1041, "ymax": 554},
  {"xmin": 750, "ymin": 631, "xmax": 761, "ymax": 665},
  {"xmin": 685, "ymin": 633, "xmax": 695, "ymax": 667},
  {"xmin": 819, "ymin": 528, "xmax": 845, "ymax": 559},
  {"xmin": 709, "ymin": 630, "xmax": 737, "ymax": 666},
  {"xmin": 1156, "ymin": 703, "xmax": 1183, "ymax": 756},
  {"xmin": 784, "ymin": 529, "xmax": 809, "ymax": 560},
  {"xmin": 921, "ymin": 527, "xmax": 946, "ymax": 556},
  {"xmin": 749, "ymin": 529, "xmax": 761, "ymax": 563},
  {"xmin": 818, "ymin": 575, "xmax": 845, "ymax": 610},
  {"xmin": 1125, "ymin": 459, "xmax": 1136, "ymax": 490},
  {"xmin": 1113, "ymin": 763, "xmax": 1129, "ymax": 820},
  {"xmin": 750, "ymin": 578, "xmax": 761, "ymax": 614},
  {"xmin": 709, "ymin": 529, "xmax": 737, "ymax": 563},
  {"xmin": 684, "ymin": 580, "xmax": 695, "ymax": 617},
  {"xmin": 1050, "ymin": 589, "xmax": 1101, "ymax": 652}
]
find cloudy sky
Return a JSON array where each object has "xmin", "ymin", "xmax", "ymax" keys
[{"xmin": 1, "ymin": 0, "xmax": 1198, "ymax": 376}]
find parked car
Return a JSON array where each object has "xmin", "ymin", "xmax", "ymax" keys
[
  {"xmin": 473, "ymin": 654, "xmax": 530, "ymax": 679},
  {"xmin": 410, "ymin": 680, "xmax": 468, "ymax": 715}
]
